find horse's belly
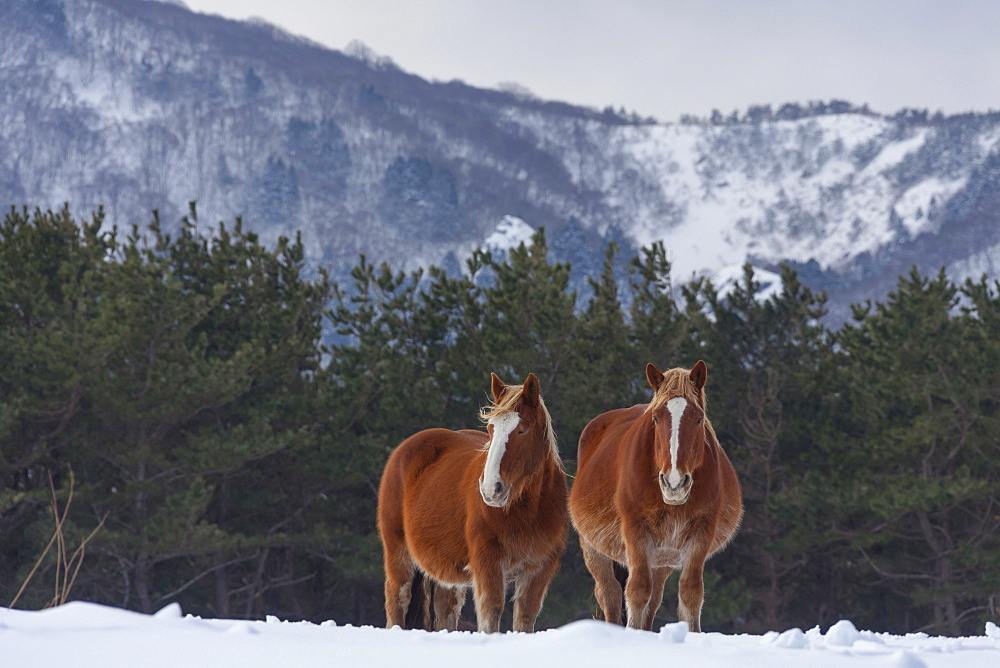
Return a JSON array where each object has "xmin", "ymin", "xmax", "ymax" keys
[
  {"xmin": 419, "ymin": 561, "xmax": 472, "ymax": 587},
  {"xmin": 406, "ymin": 525, "xmax": 472, "ymax": 587},
  {"xmin": 403, "ymin": 486, "xmax": 472, "ymax": 586}
]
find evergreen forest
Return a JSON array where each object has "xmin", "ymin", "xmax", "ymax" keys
[{"xmin": 2, "ymin": 205, "xmax": 999, "ymax": 636}]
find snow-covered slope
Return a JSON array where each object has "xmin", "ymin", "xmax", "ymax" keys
[
  {"xmin": 3, "ymin": 0, "xmax": 1000, "ymax": 318},
  {"xmin": 499, "ymin": 108, "xmax": 1000, "ymax": 307}
]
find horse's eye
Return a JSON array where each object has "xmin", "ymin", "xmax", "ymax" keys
[
  {"xmin": 652, "ymin": 417, "xmax": 659, "ymax": 424},
  {"xmin": 697, "ymin": 418, "xmax": 703, "ymax": 425},
  {"xmin": 517, "ymin": 428, "xmax": 527, "ymax": 435}
]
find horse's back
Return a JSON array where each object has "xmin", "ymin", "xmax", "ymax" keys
[
  {"xmin": 455, "ymin": 429, "xmax": 488, "ymax": 447},
  {"xmin": 378, "ymin": 429, "xmax": 482, "ymax": 535},
  {"xmin": 576, "ymin": 404, "xmax": 646, "ymax": 467},
  {"xmin": 383, "ymin": 426, "xmax": 481, "ymax": 479}
]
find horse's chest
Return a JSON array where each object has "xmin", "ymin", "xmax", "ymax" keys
[
  {"xmin": 503, "ymin": 509, "xmax": 563, "ymax": 552},
  {"xmin": 649, "ymin": 520, "xmax": 687, "ymax": 568}
]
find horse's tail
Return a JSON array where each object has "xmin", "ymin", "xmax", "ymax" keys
[{"xmin": 403, "ymin": 570, "xmax": 435, "ymax": 630}]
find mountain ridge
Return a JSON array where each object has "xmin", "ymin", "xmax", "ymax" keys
[{"xmin": 4, "ymin": 0, "xmax": 1000, "ymax": 321}]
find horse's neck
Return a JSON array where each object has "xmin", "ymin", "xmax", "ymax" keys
[
  {"xmin": 704, "ymin": 418, "xmax": 720, "ymax": 453},
  {"xmin": 627, "ymin": 414, "xmax": 658, "ymax": 466},
  {"xmin": 511, "ymin": 452, "xmax": 562, "ymax": 507}
]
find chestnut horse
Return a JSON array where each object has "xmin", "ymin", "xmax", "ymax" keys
[
  {"xmin": 569, "ymin": 361, "xmax": 742, "ymax": 632},
  {"xmin": 377, "ymin": 372, "xmax": 568, "ymax": 633}
]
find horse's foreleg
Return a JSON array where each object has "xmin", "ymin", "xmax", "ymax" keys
[
  {"xmin": 470, "ymin": 562, "xmax": 505, "ymax": 633},
  {"xmin": 472, "ymin": 576, "xmax": 505, "ymax": 633},
  {"xmin": 512, "ymin": 551, "xmax": 561, "ymax": 632},
  {"xmin": 623, "ymin": 564, "xmax": 653, "ymax": 629},
  {"xmin": 677, "ymin": 558, "xmax": 706, "ymax": 632},
  {"xmin": 621, "ymin": 523, "xmax": 658, "ymax": 630},
  {"xmin": 581, "ymin": 540, "xmax": 623, "ymax": 625},
  {"xmin": 643, "ymin": 566, "xmax": 673, "ymax": 631}
]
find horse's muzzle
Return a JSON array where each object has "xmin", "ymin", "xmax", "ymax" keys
[
  {"xmin": 659, "ymin": 471, "xmax": 692, "ymax": 505},
  {"xmin": 479, "ymin": 477, "xmax": 510, "ymax": 508}
]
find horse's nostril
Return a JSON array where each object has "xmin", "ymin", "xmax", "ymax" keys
[
  {"xmin": 659, "ymin": 472, "xmax": 691, "ymax": 491},
  {"xmin": 494, "ymin": 481, "xmax": 504, "ymax": 497}
]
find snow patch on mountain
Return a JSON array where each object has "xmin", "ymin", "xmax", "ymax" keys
[
  {"xmin": 712, "ymin": 264, "xmax": 784, "ymax": 303},
  {"xmin": 56, "ymin": 60, "xmax": 152, "ymax": 125},
  {"xmin": 893, "ymin": 177, "xmax": 967, "ymax": 235},
  {"xmin": 603, "ymin": 116, "xmax": 908, "ymax": 276},
  {"xmin": 483, "ymin": 215, "xmax": 535, "ymax": 252},
  {"xmin": 948, "ymin": 241, "xmax": 1000, "ymax": 283},
  {"xmin": 498, "ymin": 109, "xmax": 996, "ymax": 289}
]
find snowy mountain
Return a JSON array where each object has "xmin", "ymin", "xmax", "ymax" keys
[{"xmin": 4, "ymin": 0, "xmax": 1000, "ymax": 319}]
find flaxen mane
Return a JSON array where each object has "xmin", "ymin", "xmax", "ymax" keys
[{"xmin": 479, "ymin": 384, "xmax": 561, "ymax": 468}]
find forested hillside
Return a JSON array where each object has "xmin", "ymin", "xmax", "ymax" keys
[
  {"xmin": 2, "ymin": 205, "xmax": 999, "ymax": 635},
  {"xmin": 5, "ymin": 0, "xmax": 1000, "ymax": 321}
]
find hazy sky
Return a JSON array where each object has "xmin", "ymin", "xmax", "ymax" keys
[{"xmin": 180, "ymin": 0, "xmax": 1000, "ymax": 122}]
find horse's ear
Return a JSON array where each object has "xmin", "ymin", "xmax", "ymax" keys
[
  {"xmin": 491, "ymin": 372, "xmax": 507, "ymax": 402},
  {"xmin": 522, "ymin": 373, "xmax": 540, "ymax": 405},
  {"xmin": 646, "ymin": 363, "xmax": 664, "ymax": 390},
  {"xmin": 690, "ymin": 360, "xmax": 708, "ymax": 390}
]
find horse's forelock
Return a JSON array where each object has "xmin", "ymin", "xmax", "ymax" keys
[
  {"xmin": 646, "ymin": 367, "xmax": 707, "ymax": 414},
  {"xmin": 479, "ymin": 384, "xmax": 561, "ymax": 469},
  {"xmin": 479, "ymin": 383, "xmax": 523, "ymax": 422}
]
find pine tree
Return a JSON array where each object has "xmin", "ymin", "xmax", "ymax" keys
[
  {"xmin": 561, "ymin": 243, "xmax": 633, "ymax": 443},
  {"xmin": 627, "ymin": 241, "xmax": 686, "ymax": 374},
  {"xmin": 1, "ymin": 205, "xmax": 332, "ymax": 616},
  {"xmin": 1, "ymin": 205, "xmax": 115, "ymax": 606},
  {"xmin": 824, "ymin": 269, "xmax": 1000, "ymax": 634},
  {"xmin": 478, "ymin": 230, "xmax": 577, "ymax": 450}
]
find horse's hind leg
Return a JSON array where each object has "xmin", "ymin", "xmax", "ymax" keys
[
  {"xmin": 382, "ymin": 541, "xmax": 416, "ymax": 629},
  {"xmin": 512, "ymin": 550, "xmax": 561, "ymax": 632},
  {"xmin": 431, "ymin": 584, "xmax": 467, "ymax": 631},
  {"xmin": 403, "ymin": 571, "xmax": 431, "ymax": 629},
  {"xmin": 581, "ymin": 539, "xmax": 623, "ymax": 625}
]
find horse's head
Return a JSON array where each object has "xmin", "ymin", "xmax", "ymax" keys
[
  {"xmin": 478, "ymin": 372, "xmax": 558, "ymax": 508},
  {"xmin": 645, "ymin": 360, "xmax": 709, "ymax": 506}
]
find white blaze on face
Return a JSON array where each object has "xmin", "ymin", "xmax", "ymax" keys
[
  {"xmin": 665, "ymin": 397, "xmax": 688, "ymax": 488},
  {"xmin": 482, "ymin": 411, "xmax": 520, "ymax": 494}
]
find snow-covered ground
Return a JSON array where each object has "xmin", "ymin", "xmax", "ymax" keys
[{"xmin": 3, "ymin": 601, "xmax": 999, "ymax": 667}]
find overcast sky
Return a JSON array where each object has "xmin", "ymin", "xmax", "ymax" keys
[{"xmin": 180, "ymin": 0, "xmax": 1000, "ymax": 122}]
